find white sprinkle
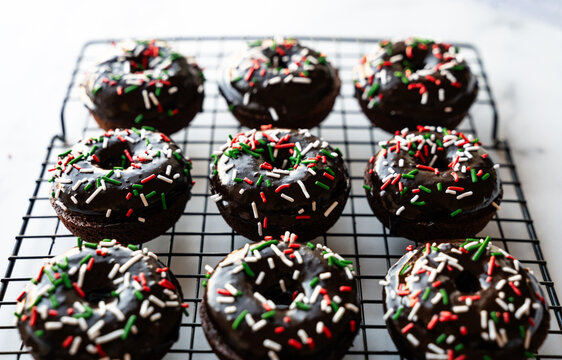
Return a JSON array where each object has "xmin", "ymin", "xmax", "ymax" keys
[
  {"xmin": 140, "ymin": 193, "xmax": 149, "ymax": 207},
  {"xmin": 157, "ymin": 174, "xmax": 173, "ymax": 184},
  {"xmin": 332, "ymin": 307, "xmax": 345, "ymax": 323},
  {"xmin": 150, "ymin": 312, "xmax": 162, "ymax": 322},
  {"xmin": 224, "ymin": 306, "xmax": 237, "ymax": 314},
  {"xmin": 410, "ymin": 195, "xmax": 420, "ymax": 203},
  {"xmin": 307, "ymin": 168, "xmax": 317, "ymax": 176},
  {"xmin": 324, "ymin": 201, "xmax": 338, "ymax": 217},
  {"xmin": 108, "ymin": 263, "xmax": 120, "ymax": 279},
  {"xmin": 256, "ymin": 271, "xmax": 265, "ymax": 285},
  {"xmin": 269, "ymin": 108, "xmax": 279, "ymax": 121},
  {"xmin": 456, "ymin": 191, "xmax": 473, "ymax": 200},
  {"xmin": 252, "ymin": 319, "xmax": 268, "ymax": 332},
  {"xmin": 168, "ymin": 86, "xmax": 178, "ymax": 94},
  {"xmin": 427, "ymin": 343, "xmax": 444, "ymax": 354},
  {"xmin": 149, "ymin": 92, "xmax": 159, "ymax": 106},
  {"xmin": 345, "ymin": 303, "xmax": 360, "ymax": 313},
  {"xmin": 312, "ymin": 201, "xmax": 316, "ymax": 211},
  {"xmin": 87, "ymin": 319, "xmax": 105, "ymax": 339},
  {"xmin": 515, "ymin": 298, "xmax": 531, "ymax": 319},
  {"xmin": 267, "ymin": 258, "xmax": 275, "ymax": 269},
  {"xmin": 280, "ymin": 193, "xmax": 294, "ymax": 202},
  {"xmin": 251, "ymin": 202, "xmax": 259, "ymax": 218},
  {"xmin": 44, "ymin": 322, "xmax": 63, "ymax": 330},
  {"xmin": 254, "ymin": 292, "xmax": 268, "ymax": 304},
  {"xmin": 452, "ymin": 305, "xmax": 469, "ymax": 313},
  {"xmin": 481, "ymin": 310, "xmax": 487, "ymax": 329},
  {"xmin": 243, "ymin": 92, "xmax": 250, "ymax": 105},
  {"xmin": 396, "ymin": 206, "xmax": 406, "ymax": 216},
  {"xmin": 420, "ymin": 92, "xmax": 428, "ymax": 105},
  {"xmin": 95, "ymin": 329, "xmax": 124, "ymax": 344},
  {"xmin": 319, "ymin": 272, "xmax": 331, "ymax": 280},
  {"xmin": 266, "ymin": 171, "xmax": 281, "ymax": 178},
  {"xmin": 245, "ymin": 313, "xmax": 256, "ymax": 326},
  {"xmin": 292, "ymin": 77, "xmax": 312, "ymax": 84},
  {"xmin": 407, "ymin": 333, "xmax": 420, "ymax": 346},
  {"xmin": 149, "ymin": 295, "xmax": 166, "ymax": 308},
  {"xmin": 69, "ymin": 336, "xmax": 82, "ymax": 355},
  {"xmin": 268, "ymin": 350, "xmax": 280, "ymax": 360},
  {"xmin": 279, "ymin": 279, "xmax": 287, "ymax": 293},
  {"xmin": 105, "ymin": 209, "xmax": 112, "ymax": 218},
  {"xmin": 119, "ymin": 254, "xmax": 143, "ymax": 273},
  {"xmin": 438, "ymin": 88, "xmax": 445, "ymax": 102},
  {"xmin": 292, "ymin": 270, "xmax": 300, "ymax": 280},
  {"xmin": 264, "ymin": 339, "xmax": 282, "ymax": 352},
  {"xmin": 297, "ymin": 180, "xmax": 310, "ymax": 199},
  {"xmin": 210, "ymin": 194, "xmax": 223, "ymax": 202},
  {"xmin": 85, "ymin": 186, "xmax": 103, "ymax": 204},
  {"xmin": 77, "ymin": 264, "xmax": 87, "ymax": 288}
]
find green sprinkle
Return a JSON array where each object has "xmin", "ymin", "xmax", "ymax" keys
[
  {"xmin": 261, "ymin": 310, "xmax": 276, "ymax": 319},
  {"xmin": 121, "ymin": 315, "xmax": 137, "ymax": 340},
  {"xmin": 49, "ymin": 294, "xmax": 59, "ymax": 308},
  {"xmin": 401, "ymin": 174, "xmax": 415, "ymax": 179},
  {"xmin": 124, "ymin": 85, "xmax": 139, "ymax": 94},
  {"xmin": 241, "ymin": 262, "xmax": 255, "ymax": 277},
  {"xmin": 296, "ymin": 302, "xmax": 311, "ymax": 310},
  {"xmin": 411, "ymin": 201, "xmax": 426, "ymax": 206},
  {"xmin": 68, "ymin": 154, "xmax": 84, "ymax": 166},
  {"xmin": 145, "ymin": 190, "xmax": 157, "ymax": 199},
  {"xmin": 111, "ymin": 290, "xmax": 120, "ymax": 298},
  {"xmin": 133, "ymin": 291, "xmax": 144, "ymax": 301},
  {"xmin": 325, "ymin": 167, "xmax": 335, "ymax": 176},
  {"xmin": 256, "ymin": 174, "xmax": 264, "ymax": 186},
  {"xmin": 399, "ymin": 264, "xmax": 411, "ymax": 276},
  {"xmin": 202, "ymin": 280, "xmax": 208, "ymax": 287},
  {"xmin": 307, "ymin": 242, "xmax": 315, "ymax": 249},
  {"xmin": 132, "ymin": 184, "xmax": 143, "ymax": 189},
  {"xmin": 309, "ymin": 277, "xmax": 319, "ymax": 288},
  {"xmin": 127, "ymin": 244, "xmax": 139, "ymax": 251},
  {"xmin": 35, "ymin": 330, "xmax": 44, "ymax": 337},
  {"xmin": 233, "ymin": 177, "xmax": 243, "ymax": 183},
  {"xmin": 471, "ymin": 168, "xmax": 478, "ymax": 183},
  {"xmin": 265, "ymin": 179, "xmax": 272, "ymax": 187},
  {"xmin": 524, "ymin": 351, "xmax": 536, "ymax": 359},
  {"xmin": 134, "ymin": 114, "xmax": 144, "ymax": 124},
  {"xmin": 250, "ymin": 240, "xmax": 278, "ymax": 252},
  {"xmin": 422, "ymin": 287, "xmax": 431, "ymax": 301},
  {"xmin": 436, "ymin": 333, "xmax": 447, "ymax": 344},
  {"xmin": 367, "ymin": 82, "xmax": 380, "ymax": 97},
  {"xmin": 472, "ymin": 236, "xmax": 491, "ymax": 261},
  {"xmin": 84, "ymin": 242, "xmax": 98, "ymax": 249},
  {"xmin": 77, "ymin": 237, "xmax": 83, "ymax": 250},
  {"xmin": 363, "ymin": 184, "xmax": 372, "ymax": 191},
  {"xmin": 79, "ymin": 254, "xmax": 93, "ymax": 265},
  {"xmin": 450, "ymin": 209, "xmax": 462, "ymax": 217},
  {"xmin": 61, "ymin": 273, "xmax": 72, "ymax": 289},
  {"xmin": 440, "ymin": 289, "xmax": 449, "ymax": 305},
  {"xmin": 400, "ymin": 187, "xmax": 409, "ymax": 195},
  {"xmin": 321, "ymin": 149, "xmax": 335, "ymax": 159},
  {"xmin": 58, "ymin": 257, "xmax": 69, "ymax": 270},
  {"xmin": 102, "ymin": 176, "xmax": 122, "ymax": 185},
  {"xmin": 58, "ymin": 149, "xmax": 72, "ymax": 158},
  {"xmin": 161, "ymin": 193, "xmax": 167, "ymax": 210},
  {"xmin": 437, "ymin": 182, "xmax": 443, "ymax": 191},
  {"xmin": 392, "ymin": 306, "xmax": 404, "ymax": 320},
  {"xmin": 418, "ymin": 185, "xmax": 432, "ymax": 193},
  {"xmin": 407, "ymin": 169, "xmax": 419, "ymax": 176},
  {"xmin": 454, "ymin": 343, "xmax": 464, "ymax": 352},
  {"xmin": 132, "ymin": 189, "xmax": 139, "ymax": 196},
  {"xmin": 315, "ymin": 181, "xmax": 330, "ymax": 191},
  {"xmin": 482, "ymin": 173, "xmax": 491, "ymax": 180},
  {"xmin": 232, "ymin": 310, "xmax": 249, "ymax": 330},
  {"xmin": 490, "ymin": 311, "xmax": 499, "ymax": 323}
]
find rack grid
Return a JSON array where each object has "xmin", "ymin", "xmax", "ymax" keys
[{"xmin": 0, "ymin": 36, "xmax": 560, "ymax": 359}]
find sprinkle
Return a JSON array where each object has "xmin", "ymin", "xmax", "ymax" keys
[{"xmin": 324, "ymin": 201, "xmax": 339, "ymax": 217}]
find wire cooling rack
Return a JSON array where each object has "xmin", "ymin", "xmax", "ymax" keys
[{"xmin": 0, "ymin": 36, "xmax": 560, "ymax": 359}]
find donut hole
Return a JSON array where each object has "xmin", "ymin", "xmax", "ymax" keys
[
  {"xmin": 94, "ymin": 144, "xmax": 132, "ymax": 170},
  {"xmin": 260, "ymin": 278, "xmax": 304, "ymax": 309},
  {"xmin": 85, "ymin": 286, "xmax": 116, "ymax": 303},
  {"xmin": 455, "ymin": 270, "xmax": 481, "ymax": 294},
  {"xmin": 268, "ymin": 150, "xmax": 293, "ymax": 171}
]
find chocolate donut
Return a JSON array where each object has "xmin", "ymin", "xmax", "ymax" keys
[
  {"xmin": 49, "ymin": 127, "xmax": 193, "ymax": 244},
  {"xmin": 209, "ymin": 127, "xmax": 351, "ymax": 241},
  {"xmin": 80, "ymin": 39, "xmax": 205, "ymax": 135},
  {"xmin": 353, "ymin": 38, "xmax": 478, "ymax": 133},
  {"xmin": 381, "ymin": 238, "xmax": 550, "ymax": 359},
  {"xmin": 200, "ymin": 239, "xmax": 361, "ymax": 360},
  {"xmin": 363, "ymin": 126, "xmax": 502, "ymax": 241},
  {"xmin": 218, "ymin": 38, "xmax": 340, "ymax": 129},
  {"xmin": 15, "ymin": 239, "xmax": 187, "ymax": 359}
]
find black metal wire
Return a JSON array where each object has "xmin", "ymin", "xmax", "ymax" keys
[{"xmin": 0, "ymin": 36, "xmax": 560, "ymax": 359}]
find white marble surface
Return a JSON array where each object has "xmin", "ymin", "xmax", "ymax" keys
[{"xmin": 0, "ymin": 0, "xmax": 560, "ymax": 348}]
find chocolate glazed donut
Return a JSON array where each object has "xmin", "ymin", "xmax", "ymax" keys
[
  {"xmin": 209, "ymin": 127, "xmax": 351, "ymax": 242},
  {"xmin": 381, "ymin": 238, "xmax": 550, "ymax": 359},
  {"xmin": 364, "ymin": 126, "xmax": 502, "ymax": 241},
  {"xmin": 353, "ymin": 38, "xmax": 478, "ymax": 133},
  {"xmin": 49, "ymin": 128, "xmax": 193, "ymax": 244},
  {"xmin": 218, "ymin": 38, "xmax": 341, "ymax": 129},
  {"xmin": 80, "ymin": 39, "xmax": 205, "ymax": 135},
  {"xmin": 200, "ymin": 239, "xmax": 361, "ymax": 360},
  {"xmin": 15, "ymin": 239, "xmax": 187, "ymax": 360}
]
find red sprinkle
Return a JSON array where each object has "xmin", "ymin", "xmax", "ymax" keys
[
  {"xmin": 141, "ymin": 174, "xmax": 156, "ymax": 183},
  {"xmin": 401, "ymin": 322, "xmax": 415, "ymax": 333},
  {"xmin": 62, "ymin": 335, "xmax": 74, "ymax": 348},
  {"xmin": 73, "ymin": 283, "xmax": 85, "ymax": 298},
  {"xmin": 159, "ymin": 279, "xmax": 177, "ymax": 291}
]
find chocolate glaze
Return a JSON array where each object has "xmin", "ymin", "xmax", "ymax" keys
[
  {"xmin": 202, "ymin": 239, "xmax": 361, "ymax": 360},
  {"xmin": 382, "ymin": 239, "xmax": 550, "ymax": 359},
  {"xmin": 353, "ymin": 38, "xmax": 478, "ymax": 131},
  {"xmin": 218, "ymin": 38, "xmax": 340, "ymax": 128},
  {"xmin": 50, "ymin": 128, "xmax": 192, "ymax": 223},
  {"xmin": 209, "ymin": 128, "xmax": 351, "ymax": 241},
  {"xmin": 80, "ymin": 39, "xmax": 204, "ymax": 134},
  {"xmin": 15, "ymin": 241, "xmax": 184, "ymax": 359},
  {"xmin": 364, "ymin": 126, "xmax": 502, "ymax": 238}
]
